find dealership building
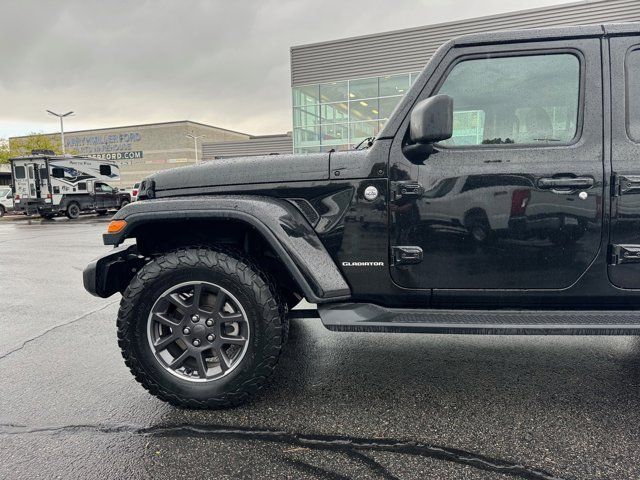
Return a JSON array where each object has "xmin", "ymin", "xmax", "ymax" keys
[{"xmin": 290, "ymin": 0, "xmax": 640, "ymax": 153}]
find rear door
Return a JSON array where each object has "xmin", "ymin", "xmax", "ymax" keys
[
  {"xmin": 609, "ymin": 34, "xmax": 640, "ymax": 288},
  {"xmin": 389, "ymin": 38, "xmax": 604, "ymax": 291}
]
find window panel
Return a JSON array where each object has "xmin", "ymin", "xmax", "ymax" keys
[
  {"xmin": 410, "ymin": 71, "xmax": 421, "ymax": 85},
  {"xmin": 437, "ymin": 54, "xmax": 580, "ymax": 146},
  {"xmin": 349, "ymin": 99, "xmax": 379, "ymax": 122},
  {"xmin": 627, "ymin": 49, "xmax": 640, "ymax": 141},
  {"xmin": 320, "ymin": 102, "xmax": 349, "ymax": 124},
  {"xmin": 320, "ymin": 81, "xmax": 348, "ymax": 103},
  {"xmin": 293, "ymin": 85, "xmax": 320, "ymax": 107},
  {"xmin": 321, "ymin": 124, "xmax": 349, "ymax": 145},
  {"xmin": 293, "ymin": 105, "xmax": 320, "ymax": 128},
  {"xmin": 380, "ymin": 74, "xmax": 410, "ymax": 97},
  {"xmin": 349, "ymin": 77, "xmax": 378, "ymax": 100},
  {"xmin": 293, "ymin": 126, "xmax": 320, "ymax": 147},
  {"xmin": 379, "ymin": 96, "xmax": 403, "ymax": 119},
  {"xmin": 350, "ymin": 120, "xmax": 380, "ymax": 143}
]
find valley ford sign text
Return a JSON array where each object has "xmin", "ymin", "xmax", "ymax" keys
[{"xmin": 65, "ymin": 131, "xmax": 142, "ymax": 155}]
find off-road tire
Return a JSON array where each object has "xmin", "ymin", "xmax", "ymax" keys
[
  {"xmin": 119, "ymin": 200, "xmax": 130, "ymax": 209},
  {"xmin": 117, "ymin": 247, "xmax": 287, "ymax": 409},
  {"xmin": 65, "ymin": 202, "xmax": 80, "ymax": 219}
]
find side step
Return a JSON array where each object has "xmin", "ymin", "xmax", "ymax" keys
[{"xmin": 314, "ymin": 303, "xmax": 640, "ymax": 335}]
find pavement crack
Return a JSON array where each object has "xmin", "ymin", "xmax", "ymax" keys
[
  {"xmin": 343, "ymin": 450, "xmax": 401, "ymax": 480},
  {"xmin": 281, "ymin": 457, "xmax": 352, "ymax": 480},
  {"xmin": 0, "ymin": 300, "xmax": 118, "ymax": 361},
  {"xmin": 0, "ymin": 422, "xmax": 567, "ymax": 480}
]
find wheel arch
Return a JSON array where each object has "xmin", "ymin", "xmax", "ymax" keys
[{"xmin": 99, "ymin": 195, "xmax": 350, "ymax": 304}]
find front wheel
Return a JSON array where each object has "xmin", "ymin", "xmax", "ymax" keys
[
  {"xmin": 117, "ymin": 248, "xmax": 287, "ymax": 409},
  {"xmin": 119, "ymin": 200, "xmax": 130, "ymax": 209}
]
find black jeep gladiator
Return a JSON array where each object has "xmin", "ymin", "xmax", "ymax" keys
[{"xmin": 85, "ymin": 23, "xmax": 640, "ymax": 408}]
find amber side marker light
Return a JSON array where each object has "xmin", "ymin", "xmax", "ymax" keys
[{"xmin": 107, "ymin": 220, "xmax": 127, "ymax": 234}]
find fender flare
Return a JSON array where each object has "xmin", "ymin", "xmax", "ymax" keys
[{"xmin": 102, "ymin": 195, "xmax": 351, "ymax": 303}]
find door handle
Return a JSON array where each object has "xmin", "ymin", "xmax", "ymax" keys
[{"xmin": 537, "ymin": 177, "xmax": 594, "ymax": 191}]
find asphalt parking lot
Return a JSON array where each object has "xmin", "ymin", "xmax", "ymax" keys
[{"xmin": 1, "ymin": 216, "xmax": 640, "ymax": 479}]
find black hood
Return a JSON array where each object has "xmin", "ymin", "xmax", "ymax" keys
[{"xmin": 149, "ymin": 153, "xmax": 330, "ymax": 192}]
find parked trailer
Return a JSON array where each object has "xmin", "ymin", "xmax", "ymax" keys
[{"xmin": 10, "ymin": 153, "xmax": 131, "ymax": 219}]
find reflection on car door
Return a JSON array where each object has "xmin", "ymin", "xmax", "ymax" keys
[{"xmin": 389, "ymin": 38, "xmax": 604, "ymax": 291}]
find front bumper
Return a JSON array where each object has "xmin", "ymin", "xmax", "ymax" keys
[{"xmin": 83, "ymin": 244, "xmax": 145, "ymax": 298}]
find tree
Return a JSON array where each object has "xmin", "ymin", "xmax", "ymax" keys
[
  {"xmin": 0, "ymin": 132, "xmax": 69, "ymax": 164},
  {"xmin": 0, "ymin": 138, "xmax": 10, "ymax": 164},
  {"xmin": 9, "ymin": 132, "xmax": 63, "ymax": 158}
]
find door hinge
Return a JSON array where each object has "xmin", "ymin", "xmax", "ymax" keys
[
  {"xmin": 608, "ymin": 244, "xmax": 640, "ymax": 265},
  {"xmin": 391, "ymin": 181, "xmax": 424, "ymax": 201},
  {"xmin": 392, "ymin": 246, "xmax": 423, "ymax": 266},
  {"xmin": 612, "ymin": 174, "xmax": 640, "ymax": 197}
]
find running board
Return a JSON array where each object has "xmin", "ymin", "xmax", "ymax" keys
[{"xmin": 316, "ymin": 303, "xmax": 640, "ymax": 335}]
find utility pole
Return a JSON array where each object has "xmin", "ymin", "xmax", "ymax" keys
[
  {"xmin": 46, "ymin": 110, "xmax": 74, "ymax": 154},
  {"xmin": 186, "ymin": 134, "xmax": 206, "ymax": 164}
]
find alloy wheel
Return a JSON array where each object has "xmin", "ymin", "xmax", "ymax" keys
[{"xmin": 147, "ymin": 281, "xmax": 250, "ymax": 382}]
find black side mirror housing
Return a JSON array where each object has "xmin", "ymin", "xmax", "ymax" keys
[{"xmin": 409, "ymin": 94, "xmax": 454, "ymax": 144}]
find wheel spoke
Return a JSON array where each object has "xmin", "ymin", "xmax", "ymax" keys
[
  {"xmin": 220, "ymin": 312, "xmax": 243, "ymax": 321},
  {"xmin": 215, "ymin": 347, "xmax": 231, "ymax": 372},
  {"xmin": 219, "ymin": 335, "xmax": 247, "ymax": 346},
  {"xmin": 192, "ymin": 284, "xmax": 203, "ymax": 309},
  {"xmin": 167, "ymin": 293, "xmax": 189, "ymax": 311},
  {"xmin": 194, "ymin": 352, "xmax": 208, "ymax": 378},
  {"xmin": 152, "ymin": 312, "xmax": 180, "ymax": 327},
  {"xmin": 154, "ymin": 333, "xmax": 179, "ymax": 351},
  {"xmin": 169, "ymin": 350, "xmax": 190, "ymax": 369},
  {"xmin": 214, "ymin": 291, "xmax": 228, "ymax": 314}
]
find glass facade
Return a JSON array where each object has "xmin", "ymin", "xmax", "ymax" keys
[{"xmin": 292, "ymin": 72, "xmax": 421, "ymax": 153}]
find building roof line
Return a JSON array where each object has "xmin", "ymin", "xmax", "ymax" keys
[
  {"xmin": 10, "ymin": 120, "xmax": 250, "ymax": 139},
  {"xmin": 290, "ymin": 0, "xmax": 607, "ymax": 50}
]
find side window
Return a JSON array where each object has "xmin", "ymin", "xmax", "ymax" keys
[
  {"xmin": 77, "ymin": 182, "xmax": 87, "ymax": 191},
  {"xmin": 437, "ymin": 53, "xmax": 580, "ymax": 147},
  {"xmin": 99, "ymin": 164, "xmax": 112, "ymax": 176},
  {"xmin": 14, "ymin": 166, "xmax": 25, "ymax": 179},
  {"xmin": 51, "ymin": 167, "xmax": 65, "ymax": 178},
  {"xmin": 626, "ymin": 48, "xmax": 640, "ymax": 141}
]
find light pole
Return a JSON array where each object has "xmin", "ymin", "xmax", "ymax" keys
[
  {"xmin": 46, "ymin": 110, "xmax": 74, "ymax": 154},
  {"xmin": 186, "ymin": 134, "xmax": 206, "ymax": 164}
]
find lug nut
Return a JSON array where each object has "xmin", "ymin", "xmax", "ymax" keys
[
  {"xmin": 183, "ymin": 327, "xmax": 191, "ymax": 335},
  {"xmin": 192, "ymin": 339, "xmax": 201, "ymax": 347},
  {"xmin": 206, "ymin": 318, "xmax": 214, "ymax": 327},
  {"xmin": 207, "ymin": 334, "xmax": 215, "ymax": 342},
  {"xmin": 191, "ymin": 314, "xmax": 200, "ymax": 323}
]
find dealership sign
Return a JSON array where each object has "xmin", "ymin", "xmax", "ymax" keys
[
  {"xmin": 91, "ymin": 151, "xmax": 143, "ymax": 160},
  {"xmin": 65, "ymin": 131, "xmax": 142, "ymax": 155}
]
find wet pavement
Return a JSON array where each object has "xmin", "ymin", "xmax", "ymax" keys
[{"xmin": 1, "ymin": 216, "xmax": 639, "ymax": 479}]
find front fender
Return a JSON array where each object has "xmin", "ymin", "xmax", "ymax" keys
[{"xmin": 96, "ymin": 195, "xmax": 351, "ymax": 303}]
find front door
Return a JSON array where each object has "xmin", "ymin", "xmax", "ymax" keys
[{"xmin": 389, "ymin": 38, "xmax": 604, "ymax": 291}]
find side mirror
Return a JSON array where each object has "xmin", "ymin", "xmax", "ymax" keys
[{"xmin": 409, "ymin": 94, "xmax": 453, "ymax": 144}]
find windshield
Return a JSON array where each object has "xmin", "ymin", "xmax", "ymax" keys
[{"xmin": 0, "ymin": 187, "xmax": 10, "ymax": 197}]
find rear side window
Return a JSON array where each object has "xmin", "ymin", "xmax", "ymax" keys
[
  {"xmin": 437, "ymin": 53, "xmax": 581, "ymax": 147},
  {"xmin": 14, "ymin": 166, "xmax": 25, "ymax": 179},
  {"xmin": 626, "ymin": 48, "xmax": 640, "ymax": 141}
]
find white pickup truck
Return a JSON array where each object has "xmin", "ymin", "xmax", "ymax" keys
[{"xmin": 0, "ymin": 186, "xmax": 13, "ymax": 217}]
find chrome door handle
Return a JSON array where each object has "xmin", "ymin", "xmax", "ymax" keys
[{"xmin": 537, "ymin": 177, "xmax": 594, "ymax": 191}]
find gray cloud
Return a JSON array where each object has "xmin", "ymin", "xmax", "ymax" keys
[{"xmin": 0, "ymin": 0, "xmax": 568, "ymax": 137}]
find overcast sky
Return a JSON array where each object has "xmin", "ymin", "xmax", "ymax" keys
[{"xmin": 0, "ymin": 0, "xmax": 573, "ymax": 139}]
